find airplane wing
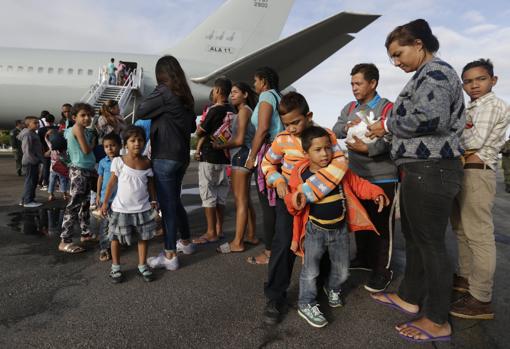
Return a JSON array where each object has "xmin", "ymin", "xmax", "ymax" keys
[{"xmin": 190, "ymin": 12, "xmax": 380, "ymax": 89}]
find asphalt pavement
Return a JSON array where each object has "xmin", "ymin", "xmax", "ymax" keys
[{"xmin": 0, "ymin": 153, "xmax": 509, "ymax": 348}]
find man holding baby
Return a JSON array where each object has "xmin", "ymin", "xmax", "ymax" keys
[{"xmin": 333, "ymin": 63, "xmax": 397, "ymax": 293}]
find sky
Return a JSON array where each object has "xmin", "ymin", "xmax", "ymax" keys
[{"xmin": 0, "ymin": 0, "xmax": 509, "ymax": 129}]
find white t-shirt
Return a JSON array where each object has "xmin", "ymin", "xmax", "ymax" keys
[{"xmin": 110, "ymin": 157, "xmax": 153, "ymax": 213}]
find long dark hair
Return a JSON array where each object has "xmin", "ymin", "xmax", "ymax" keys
[
  {"xmin": 232, "ymin": 82, "xmax": 258, "ymax": 110},
  {"xmin": 155, "ymin": 55, "xmax": 195, "ymax": 111},
  {"xmin": 385, "ymin": 19, "xmax": 440, "ymax": 53},
  {"xmin": 255, "ymin": 66, "xmax": 280, "ymax": 92}
]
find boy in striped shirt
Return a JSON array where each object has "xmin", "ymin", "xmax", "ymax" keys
[{"xmin": 261, "ymin": 92, "xmax": 349, "ymax": 325}]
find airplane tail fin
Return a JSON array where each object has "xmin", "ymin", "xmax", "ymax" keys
[
  {"xmin": 169, "ymin": 0, "xmax": 294, "ymax": 71},
  {"xmin": 190, "ymin": 12, "xmax": 380, "ymax": 89}
]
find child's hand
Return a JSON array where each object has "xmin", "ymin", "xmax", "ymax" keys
[
  {"xmin": 150, "ymin": 201, "xmax": 159, "ymax": 210},
  {"xmin": 374, "ymin": 194, "xmax": 390, "ymax": 213},
  {"xmin": 292, "ymin": 191, "xmax": 306, "ymax": 210},
  {"xmin": 276, "ymin": 182, "xmax": 288, "ymax": 199},
  {"xmin": 100, "ymin": 204, "xmax": 109, "ymax": 218}
]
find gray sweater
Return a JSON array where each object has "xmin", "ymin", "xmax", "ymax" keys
[
  {"xmin": 333, "ymin": 95, "xmax": 398, "ymax": 182},
  {"xmin": 18, "ymin": 128, "xmax": 43, "ymax": 165},
  {"xmin": 387, "ymin": 57, "xmax": 465, "ymax": 165}
]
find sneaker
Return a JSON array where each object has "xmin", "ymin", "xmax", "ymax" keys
[
  {"xmin": 176, "ymin": 239, "xmax": 195, "ymax": 255},
  {"xmin": 364, "ymin": 270, "xmax": 393, "ymax": 293},
  {"xmin": 39, "ymin": 185, "xmax": 48, "ymax": 191},
  {"xmin": 23, "ymin": 201, "xmax": 43, "ymax": 208},
  {"xmin": 450, "ymin": 293, "xmax": 494, "ymax": 320},
  {"xmin": 138, "ymin": 266, "xmax": 155, "ymax": 282},
  {"xmin": 298, "ymin": 304, "xmax": 328, "ymax": 328},
  {"xmin": 349, "ymin": 258, "xmax": 372, "ymax": 272},
  {"xmin": 263, "ymin": 300, "xmax": 282, "ymax": 325},
  {"xmin": 18, "ymin": 201, "xmax": 23, "ymax": 206},
  {"xmin": 147, "ymin": 252, "xmax": 179, "ymax": 271},
  {"xmin": 109, "ymin": 269, "xmax": 124, "ymax": 284},
  {"xmin": 453, "ymin": 274, "xmax": 469, "ymax": 293},
  {"xmin": 323, "ymin": 286, "xmax": 344, "ymax": 308}
]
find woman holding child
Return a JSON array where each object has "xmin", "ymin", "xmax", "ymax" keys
[
  {"xmin": 244, "ymin": 67, "xmax": 284, "ymax": 265},
  {"xmin": 367, "ymin": 19, "xmax": 464, "ymax": 343}
]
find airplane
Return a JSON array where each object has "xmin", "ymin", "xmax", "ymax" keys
[{"xmin": 0, "ymin": 0, "xmax": 379, "ymax": 128}]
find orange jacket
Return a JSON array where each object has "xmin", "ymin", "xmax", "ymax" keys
[{"xmin": 284, "ymin": 159, "xmax": 385, "ymax": 257}]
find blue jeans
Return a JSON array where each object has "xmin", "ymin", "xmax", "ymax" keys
[
  {"xmin": 152, "ymin": 159, "xmax": 190, "ymax": 252},
  {"xmin": 22, "ymin": 164, "xmax": 39, "ymax": 204},
  {"xmin": 48, "ymin": 170, "xmax": 69, "ymax": 194},
  {"xmin": 298, "ymin": 221, "xmax": 349, "ymax": 306}
]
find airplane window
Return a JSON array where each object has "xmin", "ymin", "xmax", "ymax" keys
[
  {"xmin": 17, "ymin": 66, "xmax": 24, "ymax": 72},
  {"xmin": 7, "ymin": 65, "xmax": 13, "ymax": 72},
  {"xmin": 38, "ymin": 67, "xmax": 44, "ymax": 73},
  {"xmin": 68, "ymin": 68, "xmax": 73, "ymax": 75},
  {"xmin": 77, "ymin": 69, "xmax": 83, "ymax": 75},
  {"xmin": 87, "ymin": 69, "xmax": 93, "ymax": 76},
  {"xmin": 58, "ymin": 68, "xmax": 63, "ymax": 75},
  {"xmin": 28, "ymin": 66, "xmax": 34, "ymax": 73},
  {"xmin": 48, "ymin": 67, "xmax": 54, "ymax": 74}
]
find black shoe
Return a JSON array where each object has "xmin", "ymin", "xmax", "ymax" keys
[
  {"xmin": 364, "ymin": 270, "xmax": 393, "ymax": 293},
  {"xmin": 110, "ymin": 269, "xmax": 124, "ymax": 284},
  {"xmin": 263, "ymin": 300, "xmax": 282, "ymax": 325},
  {"xmin": 138, "ymin": 267, "xmax": 154, "ymax": 282},
  {"xmin": 349, "ymin": 258, "xmax": 373, "ymax": 272}
]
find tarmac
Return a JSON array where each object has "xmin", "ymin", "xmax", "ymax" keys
[{"xmin": 0, "ymin": 152, "xmax": 509, "ymax": 348}]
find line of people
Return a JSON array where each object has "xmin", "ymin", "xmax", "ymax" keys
[{"xmin": 12, "ymin": 18, "xmax": 510, "ymax": 345}]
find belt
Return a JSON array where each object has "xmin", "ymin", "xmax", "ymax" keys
[{"xmin": 464, "ymin": 163, "xmax": 492, "ymax": 170}]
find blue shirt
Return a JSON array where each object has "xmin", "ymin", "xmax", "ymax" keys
[
  {"xmin": 98, "ymin": 156, "xmax": 117, "ymax": 204},
  {"xmin": 65, "ymin": 127, "xmax": 96, "ymax": 169},
  {"xmin": 356, "ymin": 93, "xmax": 381, "ymax": 109},
  {"xmin": 251, "ymin": 89, "xmax": 283, "ymax": 141}
]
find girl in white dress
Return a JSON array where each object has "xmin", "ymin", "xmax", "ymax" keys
[{"xmin": 101, "ymin": 126, "xmax": 158, "ymax": 283}]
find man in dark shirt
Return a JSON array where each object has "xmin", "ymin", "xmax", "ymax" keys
[
  {"xmin": 194, "ymin": 78, "xmax": 233, "ymax": 244},
  {"xmin": 10, "ymin": 120, "xmax": 24, "ymax": 176}
]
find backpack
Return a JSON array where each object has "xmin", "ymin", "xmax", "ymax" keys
[{"xmin": 212, "ymin": 110, "xmax": 236, "ymax": 144}]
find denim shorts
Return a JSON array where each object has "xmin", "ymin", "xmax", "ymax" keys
[{"xmin": 231, "ymin": 146, "xmax": 251, "ymax": 172}]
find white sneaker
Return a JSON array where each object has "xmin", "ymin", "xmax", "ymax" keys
[
  {"xmin": 23, "ymin": 201, "xmax": 43, "ymax": 208},
  {"xmin": 39, "ymin": 186, "xmax": 48, "ymax": 191},
  {"xmin": 176, "ymin": 239, "xmax": 195, "ymax": 255},
  {"xmin": 147, "ymin": 252, "xmax": 179, "ymax": 271}
]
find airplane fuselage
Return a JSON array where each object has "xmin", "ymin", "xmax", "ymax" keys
[{"xmin": 0, "ymin": 47, "xmax": 213, "ymax": 128}]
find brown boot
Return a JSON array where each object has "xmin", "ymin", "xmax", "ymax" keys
[
  {"xmin": 450, "ymin": 293, "xmax": 494, "ymax": 320},
  {"xmin": 452, "ymin": 274, "xmax": 469, "ymax": 293}
]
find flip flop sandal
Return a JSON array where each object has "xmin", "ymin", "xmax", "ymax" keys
[
  {"xmin": 192, "ymin": 234, "xmax": 219, "ymax": 245},
  {"xmin": 59, "ymin": 242, "xmax": 85, "ymax": 254},
  {"xmin": 397, "ymin": 322, "xmax": 451, "ymax": 343},
  {"xmin": 99, "ymin": 250, "xmax": 111, "ymax": 262},
  {"xmin": 371, "ymin": 293, "xmax": 419, "ymax": 316},
  {"xmin": 244, "ymin": 238, "xmax": 260, "ymax": 246},
  {"xmin": 216, "ymin": 242, "xmax": 244, "ymax": 254},
  {"xmin": 246, "ymin": 253, "xmax": 270, "ymax": 265}
]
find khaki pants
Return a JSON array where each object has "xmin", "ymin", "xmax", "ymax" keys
[{"xmin": 451, "ymin": 169, "xmax": 496, "ymax": 302}]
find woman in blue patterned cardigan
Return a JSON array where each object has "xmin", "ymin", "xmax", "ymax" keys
[{"xmin": 367, "ymin": 19, "xmax": 464, "ymax": 343}]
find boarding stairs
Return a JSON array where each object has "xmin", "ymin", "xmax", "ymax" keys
[{"xmin": 80, "ymin": 67, "xmax": 144, "ymax": 123}]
